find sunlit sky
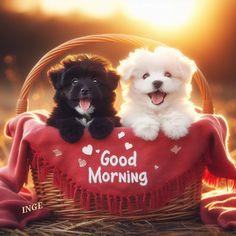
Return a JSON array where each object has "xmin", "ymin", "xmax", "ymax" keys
[
  {"xmin": 3, "ymin": 0, "xmax": 199, "ymax": 28},
  {"xmin": 0, "ymin": 0, "xmax": 234, "ymax": 84}
]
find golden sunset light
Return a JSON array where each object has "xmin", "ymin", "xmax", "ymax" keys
[
  {"xmin": 124, "ymin": 0, "xmax": 197, "ymax": 28},
  {"xmin": 4, "ymin": 0, "xmax": 197, "ymax": 27},
  {"xmin": 40, "ymin": 0, "xmax": 118, "ymax": 18}
]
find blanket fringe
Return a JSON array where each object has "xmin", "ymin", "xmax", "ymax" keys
[
  {"xmin": 31, "ymin": 152, "xmax": 205, "ymax": 214},
  {"xmin": 203, "ymin": 168, "xmax": 236, "ymax": 191}
]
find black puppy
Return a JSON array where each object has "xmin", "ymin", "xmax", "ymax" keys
[{"xmin": 47, "ymin": 54, "xmax": 121, "ymax": 143}]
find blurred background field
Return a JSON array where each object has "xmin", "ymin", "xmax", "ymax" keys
[{"xmin": 0, "ymin": 0, "xmax": 236, "ymax": 167}]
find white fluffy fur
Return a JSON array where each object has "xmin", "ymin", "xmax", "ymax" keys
[{"xmin": 117, "ymin": 46, "xmax": 199, "ymax": 141}]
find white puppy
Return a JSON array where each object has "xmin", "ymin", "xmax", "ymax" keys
[{"xmin": 117, "ymin": 46, "xmax": 199, "ymax": 141}]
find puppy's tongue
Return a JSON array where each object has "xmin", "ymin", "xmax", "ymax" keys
[
  {"xmin": 79, "ymin": 98, "xmax": 91, "ymax": 112},
  {"xmin": 149, "ymin": 91, "xmax": 166, "ymax": 105}
]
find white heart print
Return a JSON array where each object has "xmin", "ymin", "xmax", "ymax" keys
[
  {"xmin": 170, "ymin": 145, "xmax": 182, "ymax": 154},
  {"xmin": 82, "ymin": 144, "xmax": 93, "ymax": 156},
  {"xmin": 78, "ymin": 158, "xmax": 87, "ymax": 167},
  {"xmin": 125, "ymin": 142, "xmax": 133, "ymax": 150},
  {"xmin": 52, "ymin": 149, "xmax": 62, "ymax": 157},
  {"xmin": 154, "ymin": 165, "xmax": 159, "ymax": 170},
  {"xmin": 118, "ymin": 131, "xmax": 125, "ymax": 139},
  {"xmin": 96, "ymin": 149, "xmax": 100, "ymax": 154}
]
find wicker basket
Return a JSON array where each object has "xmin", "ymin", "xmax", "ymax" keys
[{"xmin": 17, "ymin": 34, "xmax": 214, "ymax": 221}]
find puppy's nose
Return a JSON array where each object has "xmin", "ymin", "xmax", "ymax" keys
[
  {"xmin": 81, "ymin": 88, "xmax": 89, "ymax": 96},
  {"xmin": 152, "ymin": 80, "xmax": 163, "ymax": 89}
]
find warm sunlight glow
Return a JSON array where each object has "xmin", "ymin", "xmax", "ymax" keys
[
  {"xmin": 40, "ymin": 0, "xmax": 78, "ymax": 15},
  {"xmin": 4, "ymin": 0, "xmax": 118, "ymax": 18},
  {"xmin": 4, "ymin": 0, "xmax": 197, "ymax": 26},
  {"xmin": 40, "ymin": 0, "xmax": 117, "ymax": 18},
  {"xmin": 124, "ymin": 0, "xmax": 196, "ymax": 28},
  {"xmin": 3, "ymin": 0, "xmax": 38, "ymax": 13},
  {"xmin": 78, "ymin": 0, "xmax": 118, "ymax": 18}
]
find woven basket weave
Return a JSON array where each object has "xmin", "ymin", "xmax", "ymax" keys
[{"xmin": 17, "ymin": 34, "xmax": 214, "ymax": 221}]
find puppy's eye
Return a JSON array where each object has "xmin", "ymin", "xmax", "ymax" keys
[
  {"xmin": 164, "ymin": 72, "xmax": 172, "ymax": 78},
  {"xmin": 142, "ymin": 73, "xmax": 150, "ymax": 80},
  {"xmin": 72, "ymin": 78, "xmax": 79, "ymax": 85}
]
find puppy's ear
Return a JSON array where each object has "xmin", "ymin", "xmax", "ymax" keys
[
  {"xmin": 107, "ymin": 70, "xmax": 120, "ymax": 90},
  {"xmin": 117, "ymin": 48, "xmax": 149, "ymax": 81},
  {"xmin": 176, "ymin": 55, "xmax": 197, "ymax": 82},
  {"xmin": 117, "ymin": 59, "xmax": 134, "ymax": 81},
  {"xmin": 47, "ymin": 67, "xmax": 63, "ymax": 90},
  {"xmin": 155, "ymin": 46, "xmax": 197, "ymax": 81}
]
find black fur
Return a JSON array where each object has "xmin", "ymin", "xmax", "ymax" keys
[{"xmin": 47, "ymin": 54, "xmax": 121, "ymax": 143}]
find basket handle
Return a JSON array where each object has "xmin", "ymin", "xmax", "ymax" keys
[{"xmin": 16, "ymin": 33, "xmax": 214, "ymax": 114}]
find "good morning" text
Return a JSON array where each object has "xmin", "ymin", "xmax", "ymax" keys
[{"xmin": 88, "ymin": 150, "xmax": 148, "ymax": 186}]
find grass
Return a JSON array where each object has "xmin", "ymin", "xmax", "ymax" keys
[{"xmin": 0, "ymin": 218, "xmax": 234, "ymax": 235}]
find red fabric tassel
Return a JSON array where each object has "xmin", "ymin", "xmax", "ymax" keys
[
  {"xmin": 203, "ymin": 168, "xmax": 236, "ymax": 192},
  {"xmin": 31, "ymin": 150, "xmax": 207, "ymax": 214}
]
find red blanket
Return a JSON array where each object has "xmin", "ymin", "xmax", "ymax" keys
[
  {"xmin": 201, "ymin": 191, "xmax": 236, "ymax": 229},
  {"xmin": 0, "ymin": 111, "xmax": 236, "ymax": 228}
]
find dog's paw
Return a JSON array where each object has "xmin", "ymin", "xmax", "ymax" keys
[
  {"xmin": 133, "ymin": 122, "xmax": 160, "ymax": 141},
  {"xmin": 88, "ymin": 118, "xmax": 114, "ymax": 139},
  {"xmin": 162, "ymin": 115, "xmax": 191, "ymax": 140},
  {"xmin": 163, "ymin": 125, "xmax": 188, "ymax": 140},
  {"xmin": 59, "ymin": 118, "xmax": 84, "ymax": 143}
]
